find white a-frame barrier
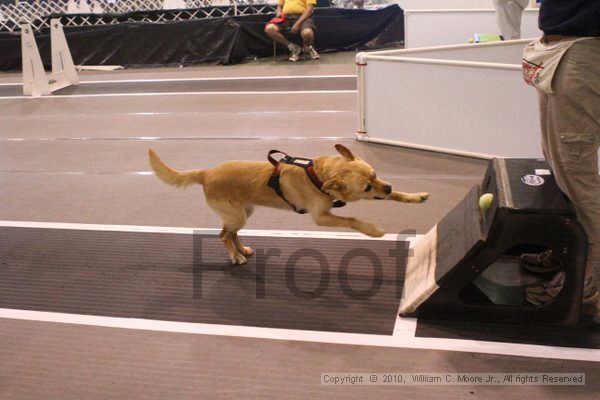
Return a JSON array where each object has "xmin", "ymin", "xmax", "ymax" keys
[{"xmin": 21, "ymin": 18, "xmax": 79, "ymax": 97}]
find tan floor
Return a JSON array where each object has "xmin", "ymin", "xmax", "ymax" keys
[
  {"xmin": 0, "ymin": 318, "xmax": 598, "ymax": 400},
  {"xmin": 1, "ymin": 51, "xmax": 596, "ymax": 399}
]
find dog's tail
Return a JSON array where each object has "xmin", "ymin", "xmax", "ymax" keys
[{"xmin": 148, "ymin": 149, "xmax": 205, "ymax": 188}]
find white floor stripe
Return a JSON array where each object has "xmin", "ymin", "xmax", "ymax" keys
[
  {"xmin": 0, "ymin": 220, "xmax": 419, "ymax": 243},
  {"xmin": 0, "ymin": 308, "xmax": 596, "ymax": 362},
  {"xmin": 0, "ymin": 110, "xmax": 352, "ymax": 119},
  {"xmin": 0, "ymin": 74, "xmax": 356, "ymax": 87},
  {"xmin": 1, "ymin": 136, "xmax": 348, "ymax": 142},
  {"xmin": 0, "ymin": 90, "xmax": 357, "ymax": 101}
]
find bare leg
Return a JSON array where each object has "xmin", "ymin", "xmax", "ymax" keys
[
  {"xmin": 265, "ymin": 24, "xmax": 289, "ymax": 46},
  {"xmin": 300, "ymin": 28, "xmax": 314, "ymax": 47}
]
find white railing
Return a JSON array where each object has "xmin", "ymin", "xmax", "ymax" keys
[
  {"xmin": 0, "ymin": 0, "xmax": 277, "ymax": 32},
  {"xmin": 355, "ymin": 40, "xmax": 544, "ymax": 160}
]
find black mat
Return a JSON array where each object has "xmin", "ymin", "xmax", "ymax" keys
[
  {"xmin": 416, "ymin": 319, "xmax": 599, "ymax": 349},
  {"xmin": 0, "ymin": 5, "xmax": 404, "ymax": 71},
  {"xmin": 0, "ymin": 227, "xmax": 406, "ymax": 334}
]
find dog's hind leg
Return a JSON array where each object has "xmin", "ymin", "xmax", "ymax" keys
[
  {"xmin": 210, "ymin": 202, "xmax": 251, "ymax": 265},
  {"xmin": 231, "ymin": 206, "xmax": 254, "ymax": 257},
  {"xmin": 232, "ymin": 206, "xmax": 254, "ymax": 258},
  {"xmin": 232, "ymin": 233, "xmax": 254, "ymax": 257},
  {"xmin": 220, "ymin": 228, "xmax": 248, "ymax": 265}
]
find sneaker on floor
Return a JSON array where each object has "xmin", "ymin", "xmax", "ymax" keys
[
  {"xmin": 520, "ymin": 249, "xmax": 563, "ymax": 274},
  {"xmin": 288, "ymin": 43, "xmax": 302, "ymax": 62},
  {"xmin": 525, "ymin": 271, "xmax": 600, "ymax": 306},
  {"xmin": 304, "ymin": 45, "xmax": 319, "ymax": 60}
]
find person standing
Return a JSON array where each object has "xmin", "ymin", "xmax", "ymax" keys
[
  {"xmin": 494, "ymin": 0, "xmax": 530, "ymax": 40},
  {"xmin": 522, "ymin": 0, "xmax": 600, "ymax": 323}
]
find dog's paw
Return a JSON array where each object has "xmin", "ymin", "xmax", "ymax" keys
[
  {"xmin": 363, "ymin": 224, "xmax": 385, "ymax": 238},
  {"xmin": 241, "ymin": 246, "xmax": 254, "ymax": 256},
  {"xmin": 389, "ymin": 191, "xmax": 430, "ymax": 203},
  {"xmin": 231, "ymin": 253, "xmax": 248, "ymax": 265},
  {"xmin": 412, "ymin": 192, "xmax": 429, "ymax": 203}
]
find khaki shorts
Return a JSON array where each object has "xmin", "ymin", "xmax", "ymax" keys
[{"xmin": 273, "ymin": 16, "xmax": 315, "ymax": 33}]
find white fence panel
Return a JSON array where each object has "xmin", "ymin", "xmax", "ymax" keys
[
  {"xmin": 357, "ymin": 40, "xmax": 544, "ymax": 159},
  {"xmin": 394, "ymin": 0, "xmax": 494, "ymax": 9},
  {"xmin": 403, "ymin": 8, "xmax": 541, "ymax": 48}
]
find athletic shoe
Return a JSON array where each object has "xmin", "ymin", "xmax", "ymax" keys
[
  {"xmin": 525, "ymin": 271, "xmax": 600, "ymax": 306},
  {"xmin": 288, "ymin": 43, "xmax": 302, "ymax": 62},
  {"xmin": 304, "ymin": 45, "xmax": 319, "ymax": 60},
  {"xmin": 519, "ymin": 249, "xmax": 563, "ymax": 274}
]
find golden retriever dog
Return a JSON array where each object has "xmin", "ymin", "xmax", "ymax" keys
[{"xmin": 148, "ymin": 145, "xmax": 428, "ymax": 265}]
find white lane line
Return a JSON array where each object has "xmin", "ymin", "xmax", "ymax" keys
[
  {"xmin": 0, "ymin": 74, "xmax": 356, "ymax": 87},
  {"xmin": 0, "ymin": 110, "xmax": 352, "ymax": 118},
  {"xmin": 0, "ymin": 308, "xmax": 596, "ymax": 362},
  {"xmin": 0, "ymin": 136, "xmax": 348, "ymax": 142},
  {"xmin": 0, "ymin": 90, "xmax": 357, "ymax": 100},
  {"xmin": 0, "ymin": 220, "xmax": 419, "ymax": 243}
]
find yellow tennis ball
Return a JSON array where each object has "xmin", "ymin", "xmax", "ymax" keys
[
  {"xmin": 468, "ymin": 38, "xmax": 475, "ymax": 43},
  {"xmin": 479, "ymin": 193, "xmax": 494, "ymax": 211}
]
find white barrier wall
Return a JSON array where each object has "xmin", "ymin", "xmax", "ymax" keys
[
  {"xmin": 395, "ymin": 0, "xmax": 494, "ymax": 9},
  {"xmin": 393, "ymin": 0, "xmax": 538, "ymax": 10},
  {"xmin": 356, "ymin": 40, "xmax": 543, "ymax": 159},
  {"xmin": 404, "ymin": 9, "xmax": 541, "ymax": 48}
]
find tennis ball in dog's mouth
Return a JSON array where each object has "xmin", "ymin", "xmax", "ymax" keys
[{"xmin": 479, "ymin": 193, "xmax": 494, "ymax": 211}]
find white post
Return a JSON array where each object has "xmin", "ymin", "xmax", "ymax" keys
[
  {"xmin": 163, "ymin": 0, "xmax": 186, "ymax": 9},
  {"xmin": 92, "ymin": 1, "xmax": 104, "ymax": 13},
  {"xmin": 66, "ymin": 0, "xmax": 79, "ymax": 14},
  {"xmin": 79, "ymin": 0, "xmax": 92, "ymax": 14},
  {"xmin": 50, "ymin": 18, "xmax": 79, "ymax": 87},
  {"xmin": 355, "ymin": 52, "xmax": 368, "ymax": 136},
  {"xmin": 20, "ymin": 22, "xmax": 51, "ymax": 97}
]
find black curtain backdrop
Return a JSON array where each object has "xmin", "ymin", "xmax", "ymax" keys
[{"xmin": 0, "ymin": 5, "xmax": 404, "ymax": 71}]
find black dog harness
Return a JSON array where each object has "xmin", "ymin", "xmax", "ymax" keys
[{"xmin": 267, "ymin": 150, "xmax": 346, "ymax": 214}]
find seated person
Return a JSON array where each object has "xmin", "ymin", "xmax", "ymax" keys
[{"xmin": 264, "ymin": 0, "xmax": 319, "ymax": 62}]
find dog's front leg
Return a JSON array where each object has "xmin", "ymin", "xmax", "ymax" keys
[
  {"xmin": 387, "ymin": 191, "xmax": 429, "ymax": 203},
  {"xmin": 313, "ymin": 212, "xmax": 384, "ymax": 238}
]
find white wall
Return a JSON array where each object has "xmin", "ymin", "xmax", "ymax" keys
[
  {"xmin": 403, "ymin": 9, "xmax": 541, "ymax": 48},
  {"xmin": 394, "ymin": 0, "xmax": 494, "ymax": 9},
  {"xmin": 392, "ymin": 0, "xmax": 538, "ymax": 9},
  {"xmin": 357, "ymin": 41, "xmax": 543, "ymax": 160}
]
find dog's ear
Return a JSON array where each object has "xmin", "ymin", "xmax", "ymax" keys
[
  {"xmin": 334, "ymin": 144, "xmax": 355, "ymax": 161},
  {"xmin": 322, "ymin": 177, "xmax": 347, "ymax": 195}
]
